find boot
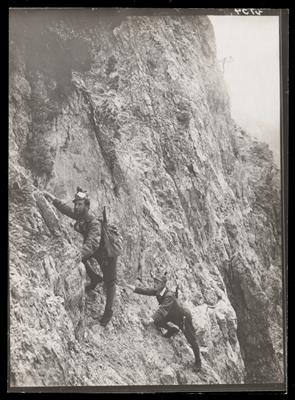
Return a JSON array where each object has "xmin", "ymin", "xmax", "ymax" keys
[
  {"xmin": 193, "ymin": 359, "xmax": 201, "ymax": 372},
  {"xmin": 99, "ymin": 284, "xmax": 115, "ymax": 326},
  {"xmin": 85, "ymin": 274, "xmax": 103, "ymax": 292},
  {"xmin": 100, "ymin": 310, "xmax": 113, "ymax": 327},
  {"xmin": 193, "ymin": 347, "xmax": 202, "ymax": 372}
]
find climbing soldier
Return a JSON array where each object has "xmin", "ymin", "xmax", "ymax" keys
[
  {"xmin": 44, "ymin": 187, "xmax": 117, "ymax": 326},
  {"xmin": 126, "ymin": 272, "xmax": 202, "ymax": 371}
]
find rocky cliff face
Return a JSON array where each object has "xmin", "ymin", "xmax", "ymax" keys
[{"xmin": 9, "ymin": 10, "xmax": 283, "ymax": 387}]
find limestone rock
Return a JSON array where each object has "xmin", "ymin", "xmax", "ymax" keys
[{"xmin": 9, "ymin": 10, "xmax": 283, "ymax": 387}]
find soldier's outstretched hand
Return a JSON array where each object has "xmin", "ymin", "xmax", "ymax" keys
[
  {"xmin": 126, "ymin": 284, "xmax": 135, "ymax": 292},
  {"xmin": 43, "ymin": 191, "xmax": 55, "ymax": 202}
]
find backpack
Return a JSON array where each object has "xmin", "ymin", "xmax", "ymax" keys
[{"xmin": 101, "ymin": 206, "xmax": 123, "ymax": 257}]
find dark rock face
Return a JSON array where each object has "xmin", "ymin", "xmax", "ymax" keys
[{"xmin": 9, "ymin": 10, "xmax": 283, "ymax": 386}]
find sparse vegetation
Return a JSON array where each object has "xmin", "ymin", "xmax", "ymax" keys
[{"xmin": 24, "ymin": 135, "xmax": 56, "ymax": 177}]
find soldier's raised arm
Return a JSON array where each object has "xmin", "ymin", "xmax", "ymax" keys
[
  {"xmin": 43, "ymin": 191, "xmax": 76, "ymax": 220},
  {"xmin": 126, "ymin": 284, "xmax": 157, "ymax": 296}
]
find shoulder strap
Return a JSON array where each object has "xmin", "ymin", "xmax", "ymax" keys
[{"xmin": 102, "ymin": 206, "xmax": 107, "ymax": 223}]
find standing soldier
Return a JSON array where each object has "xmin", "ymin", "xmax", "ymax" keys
[
  {"xmin": 127, "ymin": 273, "xmax": 202, "ymax": 371},
  {"xmin": 44, "ymin": 187, "xmax": 116, "ymax": 326}
]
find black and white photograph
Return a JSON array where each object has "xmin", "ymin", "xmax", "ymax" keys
[{"xmin": 8, "ymin": 8, "xmax": 288, "ymax": 392}]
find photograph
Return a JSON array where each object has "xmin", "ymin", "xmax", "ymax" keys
[{"xmin": 8, "ymin": 7, "xmax": 288, "ymax": 392}]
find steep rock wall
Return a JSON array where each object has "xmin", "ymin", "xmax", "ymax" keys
[{"xmin": 9, "ymin": 10, "xmax": 283, "ymax": 386}]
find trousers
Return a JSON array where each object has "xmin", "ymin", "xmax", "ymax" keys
[
  {"xmin": 154, "ymin": 308, "xmax": 201, "ymax": 365},
  {"xmin": 182, "ymin": 313, "xmax": 201, "ymax": 365},
  {"xmin": 83, "ymin": 252, "xmax": 117, "ymax": 315}
]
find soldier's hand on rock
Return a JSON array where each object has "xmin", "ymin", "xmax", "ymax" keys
[
  {"xmin": 142, "ymin": 317, "xmax": 154, "ymax": 327},
  {"xmin": 43, "ymin": 191, "xmax": 55, "ymax": 202},
  {"xmin": 159, "ymin": 327, "xmax": 167, "ymax": 336}
]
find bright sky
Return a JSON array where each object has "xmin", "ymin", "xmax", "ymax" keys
[{"xmin": 209, "ymin": 16, "xmax": 280, "ymax": 162}]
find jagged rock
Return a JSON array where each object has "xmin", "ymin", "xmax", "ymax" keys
[
  {"xmin": 9, "ymin": 10, "xmax": 283, "ymax": 387},
  {"xmin": 34, "ymin": 193, "xmax": 61, "ymax": 236},
  {"xmin": 160, "ymin": 366, "xmax": 178, "ymax": 385}
]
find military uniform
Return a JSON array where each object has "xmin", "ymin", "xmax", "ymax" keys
[
  {"xmin": 52, "ymin": 199, "xmax": 117, "ymax": 323},
  {"xmin": 134, "ymin": 283, "xmax": 201, "ymax": 369}
]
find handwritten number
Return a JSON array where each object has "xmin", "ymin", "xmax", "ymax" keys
[{"xmin": 234, "ymin": 8, "xmax": 263, "ymax": 15}]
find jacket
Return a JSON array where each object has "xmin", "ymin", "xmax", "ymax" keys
[
  {"xmin": 134, "ymin": 285, "xmax": 189, "ymax": 326},
  {"xmin": 53, "ymin": 199, "xmax": 101, "ymax": 260}
]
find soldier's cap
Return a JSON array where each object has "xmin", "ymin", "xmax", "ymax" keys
[
  {"xmin": 152, "ymin": 271, "xmax": 168, "ymax": 284},
  {"xmin": 73, "ymin": 187, "xmax": 89, "ymax": 203}
]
